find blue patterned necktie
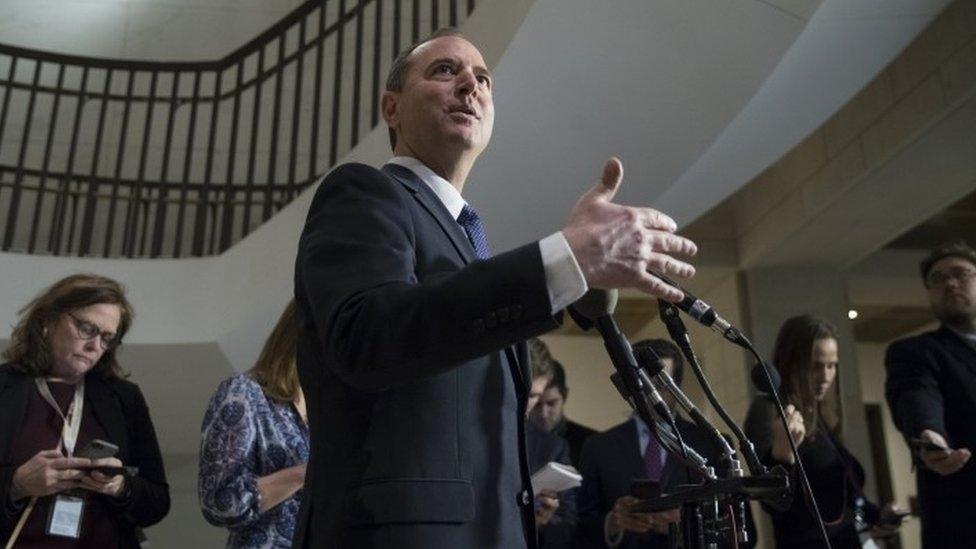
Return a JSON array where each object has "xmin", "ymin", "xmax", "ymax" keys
[{"xmin": 457, "ymin": 204, "xmax": 492, "ymax": 260}]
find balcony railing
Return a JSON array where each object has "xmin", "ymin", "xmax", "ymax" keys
[{"xmin": 0, "ymin": 0, "xmax": 477, "ymax": 258}]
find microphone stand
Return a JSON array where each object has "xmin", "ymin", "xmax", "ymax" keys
[{"xmin": 591, "ymin": 314, "xmax": 712, "ymax": 479}]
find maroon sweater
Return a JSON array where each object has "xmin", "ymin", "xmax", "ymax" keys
[{"xmin": 6, "ymin": 381, "xmax": 121, "ymax": 547}]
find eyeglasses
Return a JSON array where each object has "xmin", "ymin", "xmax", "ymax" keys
[
  {"xmin": 926, "ymin": 268, "xmax": 976, "ymax": 288},
  {"xmin": 66, "ymin": 312, "xmax": 120, "ymax": 350}
]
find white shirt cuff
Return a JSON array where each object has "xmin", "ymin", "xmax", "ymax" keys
[{"xmin": 539, "ymin": 232, "xmax": 587, "ymax": 315}]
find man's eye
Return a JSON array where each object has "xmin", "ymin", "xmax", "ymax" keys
[
  {"xmin": 435, "ymin": 64, "xmax": 455, "ymax": 74},
  {"xmin": 477, "ymin": 75, "xmax": 491, "ymax": 87}
]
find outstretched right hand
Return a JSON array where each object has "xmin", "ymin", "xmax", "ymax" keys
[
  {"xmin": 10, "ymin": 449, "xmax": 89, "ymax": 501},
  {"xmin": 918, "ymin": 429, "xmax": 971, "ymax": 476},
  {"xmin": 562, "ymin": 157, "xmax": 697, "ymax": 302}
]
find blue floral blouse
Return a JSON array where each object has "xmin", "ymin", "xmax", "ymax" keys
[{"xmin": 199, "ymin": 374, "xmax": 309, "ymax": 548}]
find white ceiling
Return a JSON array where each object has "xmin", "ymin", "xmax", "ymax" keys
[{"xmin": 468, "ymin": 0, "xmax": 950, "ymax": 252}]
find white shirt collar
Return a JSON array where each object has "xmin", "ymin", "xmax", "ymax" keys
[{"xmin": 388, "ymin": 156, "xmax": 466, "ymax": 219}]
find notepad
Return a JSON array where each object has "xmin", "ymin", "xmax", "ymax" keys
[{"xmin": 531, "ymin": 461, "xmax": 583, "ymax": 493}]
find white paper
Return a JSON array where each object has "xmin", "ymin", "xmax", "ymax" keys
[{"xmin": 531, "ymin": 461, "xmax": 582, "ymax": 493}]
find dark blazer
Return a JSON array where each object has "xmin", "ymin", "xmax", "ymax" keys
[
  {"xmin": 293, "ymin": 163, "xmax": 562, "ymax": 548},
  {"xmin": 526, "ymin": 422, "xmax": 577, "ymax": 548},
  {"xmin": 556, "ymin": 418, "xmax": 597, "ymax": 470},
  {"xmin": 0, "ymin": 365, "xmax": 170, "ymax": 547},
  {"xmin": 577, "ymin": 417, "xmax": 751, "ymax": 549},
  {"xmin": 886, "ymin": 326, "xmax": 976, "ymax": 547}
]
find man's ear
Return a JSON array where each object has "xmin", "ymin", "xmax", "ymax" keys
[{"xmin": 381, "ymin": 91, "xmax": 398, "ymax": 128}]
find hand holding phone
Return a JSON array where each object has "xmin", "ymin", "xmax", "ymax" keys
[{"xmin": 75, "ymin": 439, "xmax": 119, "ymax": 460}]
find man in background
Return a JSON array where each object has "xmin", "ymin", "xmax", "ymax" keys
[
  {"xmin": 886, "ymin": 241, "xmax": 976, "ymax": 548},
  {"xmin": 531, "ymin": 360, "xmax": 597, "ymax": 469},
  {"xmin": 576, "ymin": 339, "xmax": 744, "ymax": 548},
  {"xmin": 526, "ymin": 339, "xmax": 576, "ymax": 548}
]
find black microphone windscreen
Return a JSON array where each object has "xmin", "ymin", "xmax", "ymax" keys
[
  {"xmin": 751, "ymin": 362, "xmax": 781, "ymax": 394},
  {"xmin": 571, "ymin": 289, "xmax": 618, "ymax": 321},
  {"xmin": 632, "ymin": 344, "xmax": 665, "ymax": 376}
]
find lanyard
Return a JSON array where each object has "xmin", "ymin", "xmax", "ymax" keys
[{"xmin": 34, "ymin": 378, "xmax": 85, "ymax": 457}]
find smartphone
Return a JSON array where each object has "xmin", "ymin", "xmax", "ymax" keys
[
  {"xmin": 80, "ymin": 465, "xmax": 138, "ymax": 477},
  {"xmin": 909, "ymin": 437, "xmax": 947, "ymax": 454},
  {"xmin": 75, "ymin": 439, "xmax": 119, "ymax": 460},
  {"xmin": 879, "ymin": 508, "xmax": 912, "ymax": 526}
]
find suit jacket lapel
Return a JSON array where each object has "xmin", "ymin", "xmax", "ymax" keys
[
  {"xmin": 382, "ymin": 164, "xmax": 476, "ymax": 264},
  {"xmin": 85, "ymin": 376, "xmax": 129, "ymax": 458},
  {"xmin": 383, "ymin": 164, "xmax": 529, "ymax": 387},
  {"xmin": 938, "ymin": 326, "xmax": 976, "ymax": 372}
]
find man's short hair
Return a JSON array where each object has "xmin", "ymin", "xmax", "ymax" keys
[
  {"xmin": 528, "ymin": 337, "xmax": 555, "ymax": 381},
  {"xmin": 384, "ymin": 27, "xmax": 465, "ymax": 151},
  {"xmin": 633, "ymin": 338, "xmax": 685, "ymax": 387},
  {"xmin": 920, "ymin": 240, "xmax": 976, "ymax": 282},
  {"xmin": 548, "ymin": 360, "xmax": 569, "ymax": 400}
]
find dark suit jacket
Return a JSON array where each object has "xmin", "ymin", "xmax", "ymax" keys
[
  {"xmin": 577, "ymin": 417, "xmax": 752, "ymax": 549},
  {"xmin": 886, "ymin": 326, "xmax": 976, "ymax": 547},
  {"xmin": 0, "ymin": 365, "xmax": 170, "ymax": 547},
  {"xmin": 526, "ymin": 422, "xmax": 577, "ymax": 548},
  {"xmin": 555, "ymin": 418, "xmax": 597, "ymax": 470},
  {"xmin": 293, "ymin": 163, "xmax": 562, "ymax": 548}
]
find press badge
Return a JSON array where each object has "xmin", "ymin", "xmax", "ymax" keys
[{"xmin": 46, "ymin": 495, "xmax": 84, "ymax": 538}]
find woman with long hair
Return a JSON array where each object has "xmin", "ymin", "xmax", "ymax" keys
[
  {"xmin": 198, "ymin": 300, "xmax": 308, "ymax": 548},
  {"xmin": 0, "ymin": 274, "xmax": 169, "ymax": 547},
  {"xmin": 744, "ymin": 314, "xmax": 903, "ymax": 548}
]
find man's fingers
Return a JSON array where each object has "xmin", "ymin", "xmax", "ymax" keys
[
  {"xmin": 647, "ymin": 253, "xmax": 696, "ymax": 280},
  {"xmin": 639, "ymin": 209, "xmax": 678, "ymax": 234},
  {"xmin": 634, "ymin": 272, "xmax": 685, "ymax": 302}
]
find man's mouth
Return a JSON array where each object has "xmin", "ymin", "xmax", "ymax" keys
[{"xmin": 449, "ymin": 105, "xmax": 478, "ymax": 119}]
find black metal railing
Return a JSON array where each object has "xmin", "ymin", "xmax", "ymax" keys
[{"xmin": 0, "ymin": 0, "xmax": 477, "ymax": 258}]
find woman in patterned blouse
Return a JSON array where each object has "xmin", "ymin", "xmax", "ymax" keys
[{"xmin": 198, "ymin": 301, "xmax": 309, "ymax": 548}]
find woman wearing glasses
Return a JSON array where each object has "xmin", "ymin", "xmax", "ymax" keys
[
  {"xmin": 198, "ymin": 301, "xmax": 308, "ymax": 548},
  {"xmin": 0, "ymin": 273, "xmax": 169, "ymax": 547}
]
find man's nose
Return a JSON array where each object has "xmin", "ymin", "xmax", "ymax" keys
[{"xmin": 455, "ymin": 68, "xmax": 478, "ymax": 97}]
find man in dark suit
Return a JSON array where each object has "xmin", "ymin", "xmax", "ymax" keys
[
  {"xmin": 525, "ymin": 340, "xmax": 577, "ymax": 548},
  {"xmin": 886, "ymin": 241, "xmax": 976, "ymax": 548},
  {"xmin": 577, "ymin": 339, "xmax": 745, "ymax": 548},
  {"xmin": 293, "ymin": 28, "xmax": 699, "ymax": 548},
  {"xmin": 531, "ymin": 360, "xmax": 597, "ymax": 469}
]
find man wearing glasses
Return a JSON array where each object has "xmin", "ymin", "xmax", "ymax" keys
[{"xmin": 886, "ymin": 241, "xmax": 976, "ymax": 548}]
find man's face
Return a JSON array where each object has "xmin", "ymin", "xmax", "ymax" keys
[
  {"xmin": 531, "ymin": 386, "xmax": 565, "ymax": 432},
  {"xmin": 926, "ymin": 256, "xmax": 976, "ymax": 325},
  {"xmin": 383, "ymin": 36, "xmax": 494, "ymax": 161},
  {"xmin": 527, "ymin": 375, "xmax": 549, "ymax": 416}
]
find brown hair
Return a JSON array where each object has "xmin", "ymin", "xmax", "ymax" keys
[
  {"xmin": 248, "ymin": 300, "xmax": 300, "ymax": 403},
  {"xmin": 528, "ymin": 337, "xmax": 554, "ymax": 381},
  {"xmin": 772, "ymin": 314, "xmax": 841, "ymax": 437},
  {"xmin": 920, "ymin": 240, "xmax": 976, "ymax": 283},
  {"xmin": 3, "ymin": 273, "xmax": 133, "ymax": 378},
  {"xmin": 384, "ymin": 27, "xmax": 465, "ymax": 150}
]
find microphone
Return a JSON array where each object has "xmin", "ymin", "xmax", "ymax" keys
[
  {"xmin": 752, "ymin": 362, "xmax": 781, "ymax": 394},
  {"xmin": 569, "ymin": 290, "xmax": 674, "ymax": 432},
  {"xmin": 632, "ymin": 345, "xmax": 738, "ymax": 468},
  {"xmin": 654, "ymin": 273, "xmax": 747, "ymax": 346}
]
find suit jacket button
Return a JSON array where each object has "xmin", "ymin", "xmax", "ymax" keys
[
  {"xmin": 472, "ymin": 319, "xmax": 486, "ymax": 334},
  {"xmin": 511, "ymin": 304, "xmax": 523, "ymax": 319},
  {"xmin": 485, "ymin": 312, "xmax": 498, "ymax": 329}
]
